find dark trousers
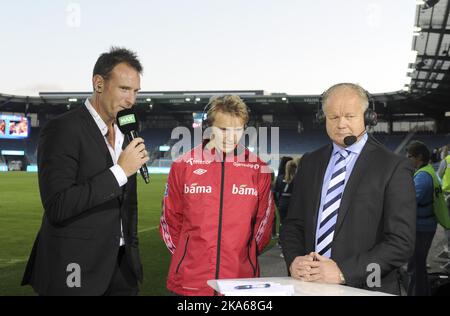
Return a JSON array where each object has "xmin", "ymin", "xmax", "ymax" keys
[
  {"xmin": 407, "ymin": 230, "xmax": 436, "ymax": 296},
  {"xmin": 103, "ymin": 246, "xmax": 139, "ymax": 296},
  {"xmin": 278, "ymin": 198, "xmax": 291, "ymax": 225}
]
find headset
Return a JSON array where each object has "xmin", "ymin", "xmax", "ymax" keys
[
  {"xmin": 315, "ymin": 86, "xmax": 378, "ymax": 127},
  {"xmin": 200, "ymin": 97, "xmax": 214, "ymax": 133}
]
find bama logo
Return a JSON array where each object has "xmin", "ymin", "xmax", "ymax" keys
[
  {"xmin": 184, "ymin": 183, "xmax": 212, "ymax": 194},
  {"xmin": 232, "ymin": 184, "xmax": 258, "ymax": 196}
]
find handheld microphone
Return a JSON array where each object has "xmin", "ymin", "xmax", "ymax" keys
[
  {"xmin": 116, "ymin": 108, "xmax": 150, "ymax": 184},
  {"xmin": 344, "ymin": 129, "xmax": 367, "ymax": 147}
]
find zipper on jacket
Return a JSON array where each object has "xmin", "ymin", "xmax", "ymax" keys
[
  {"xmin": 247, "ymin": 243, "xmax": 257, "ymax": 277},
  {"xmin": 247, "ymin": 217, "xmax": 257, "ymax": 276},
  {"xmin": 215, "ymin": 160, "xmax": 226, "ymax": 282},
  {"xmin": 176, "ymin": 235, "xmax": 190, "ymax": 274}
]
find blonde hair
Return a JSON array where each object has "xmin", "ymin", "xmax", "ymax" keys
[
  {"xmin": 293, "ymin": 155, "xmax": 302, "ymax": 168},
  {"xmin": 284, "ymin": 160, "xmax": 298, "ymax": 184},
  {"xmin": 322, "ymin": 83, "xmax": 369, "ymax": 112},
  {"xmin": 206, "ymin": 95, "xmax": 249, "ymax": 126}
]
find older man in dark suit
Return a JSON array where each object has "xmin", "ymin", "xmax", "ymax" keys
[{"xmin": 280, "ymin": 83, "xmax": 416, "ymax": 295}]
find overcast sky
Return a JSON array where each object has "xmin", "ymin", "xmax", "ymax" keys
[{"xmin": 0, "ymin": 0, "xmax": 417, "ymax": 96}]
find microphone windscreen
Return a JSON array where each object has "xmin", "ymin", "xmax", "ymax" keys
[
  {"xmin": 344, "ymin": 135, "xmax": 357, "ymax": 146},
  {"xmin": 116, "ymin": 108, "xmax": 138, "ymax": 134}
]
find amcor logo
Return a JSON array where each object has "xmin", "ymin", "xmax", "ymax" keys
[
  {"xmin": 232, "ymin": 184, "xmax": 258, "ymax": 196},
  {"xmin": 186, "ymin": 158, "xmax": 211, "ymax": 166},
  {"xmin": 184, "ymin": 183, "xmax": 212, "ymax": 194}
]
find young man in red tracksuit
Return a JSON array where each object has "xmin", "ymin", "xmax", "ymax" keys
[{"xmin": 160, "ymin": 95, "xmax": 275, "ymax": 296}]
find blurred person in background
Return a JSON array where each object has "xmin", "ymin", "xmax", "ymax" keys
[
  {"xmin": 405, "ymin": 141, "xmax": 437, "ymax": 296},
  {"xmin": 273, "ymin": 156, "xmax": 293, "ymax": 239}
]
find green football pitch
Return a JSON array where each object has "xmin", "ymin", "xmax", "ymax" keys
[
  {"xmin": 0, "ymin": 172, "xmax": 277, "ymax": 296},
  {"xmin": 0, "ymin": 172, "xmax": 172, "ymax": 296}
]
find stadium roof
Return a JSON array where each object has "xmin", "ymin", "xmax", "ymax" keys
[
  {"xmin": 0, "ymin": 89, "xmax": 409, "ymax": 119},
  {"xmin": 399, "ymin": 0, "xmax": 450, "ymax": 116},
  {"xmin": 409, "ymin": 0, "xmax": 450, "ymax": 94}
]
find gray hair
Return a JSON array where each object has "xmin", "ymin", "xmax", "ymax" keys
[{"xmin": 322, "ymin": 83, "xmax": 369, "ymax": 112}]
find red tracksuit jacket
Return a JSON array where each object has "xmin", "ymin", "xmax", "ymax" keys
[{"xmin": 160, "ymin": 145, "xmax": 275, "ymax": 295}]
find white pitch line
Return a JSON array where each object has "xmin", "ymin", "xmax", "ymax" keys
[
  {"xmin": 0, "ymin": 258, "xmax": 28, "ymax": 268},
  {"xmin": 138, "ymin": 226, "xmax": 159, "ymax": 233}
]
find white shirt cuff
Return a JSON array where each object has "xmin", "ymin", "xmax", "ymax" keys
[{"xmin": 110, "ymin": 165, "xmax": 128, "ymax": 187}]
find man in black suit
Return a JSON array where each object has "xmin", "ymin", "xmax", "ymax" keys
[
  {"xmin": 22, "ymin": 47, "xmax": 149, "ymax": 296},
  {"xmin": 280, "ymin": 83, "xmax": 416, "ymax": 295}
]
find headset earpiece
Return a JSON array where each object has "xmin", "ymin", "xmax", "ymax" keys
[
  {"xmin": 363, "ymin": 91, "xmax": 377, "ymax": 126},
  {"xmin": 316, "ymin": 109, "xmax": 326, "ymax": 125},
  {"xmin": 201, "ymin": 100, "xmax": 213, "ymax": 133},
  {"xmin": 316, "ymin": 93, "xmax": 326, "ymax": 125},
  {"xmin": 364, "ymin": 107, "xmax": 378, "ymax": 126}
]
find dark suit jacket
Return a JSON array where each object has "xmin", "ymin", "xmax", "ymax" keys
[
  {"xmin": 280, "ymin": 136, "xmax": 416, "ymax": 295},
  {"xmin": 21, "ymin": 105, "xmax": 143, "ymax": 296}
]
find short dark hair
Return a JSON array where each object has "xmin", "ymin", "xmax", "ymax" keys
[
  {"xmin": 406, "ymin": 140, "xmax": 430, "ymax": 163},
  {"xmin": 93, "ymin": 47, "xmax": 143, "ymax": 80}
]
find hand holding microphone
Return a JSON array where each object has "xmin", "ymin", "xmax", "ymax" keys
[
  {"xmin": 116, "ymin": 108, "xmax": 150, "ymax": 183},
  {"xmin": 118, "ymin": 137, "xmax": 149, "ymax": 178}
]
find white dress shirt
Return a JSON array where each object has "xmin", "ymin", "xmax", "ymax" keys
[{"xmin": 85, "ymin": 99, "xmax": 127, "ymax": 246}]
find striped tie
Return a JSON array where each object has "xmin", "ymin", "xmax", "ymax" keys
[{"xmin": 315, "ymin": 149, "xmax": 350, "ymax": 258}]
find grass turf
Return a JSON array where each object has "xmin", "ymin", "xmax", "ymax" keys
[
  {"xmin": 0, "ymin": 172, "xmax": 171, "ymax": 296},
  {"xmin": 0, "ymin": 172, "xmax": 277, "ymax": 296}
]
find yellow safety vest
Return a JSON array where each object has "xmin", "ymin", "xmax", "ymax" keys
[
  {"xmin": 442, "ymin": 155, "xmax": 450, "ymax": 193},
  {"xmin": 415, "ymin": 164, "xmax": 450, "ymax": 229}
]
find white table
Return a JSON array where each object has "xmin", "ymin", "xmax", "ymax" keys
[{"xmin": 207, "ymin": 277, "xmax": 393, "ymax": 296}]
